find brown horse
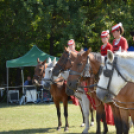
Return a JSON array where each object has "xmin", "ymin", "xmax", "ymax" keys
[
  {"xmin": 33, "ymin": 58, "xmax": 69, "ymax": 132},
  {"xmin": 52, "ymin": 47, "xmax": 95, "ymax": 133},
  {"xmin": 67, "ymin": 49, "xmax": 123, "ymax": 134}
]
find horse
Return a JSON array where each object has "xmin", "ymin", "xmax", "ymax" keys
[
  {"xmin": 66, "ymin": 49, "xmax": 124, "ymax": 134},
  {"xmin": 96, "ymin": 50, "xmax": 134, "ymax": 134},
  {"xmin": 52, "ymin": 47, "xmax": 95, "ymax": 133},
  {"xmin": 33, "ymin": 58, "xmax": 69, "ymax": 132}
]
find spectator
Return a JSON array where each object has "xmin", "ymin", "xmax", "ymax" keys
[{"xmin": 24, "ymin": 76, "xmax": 32, "ymax": 86}]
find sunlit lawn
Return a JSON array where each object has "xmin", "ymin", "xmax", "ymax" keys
[{"xmin": 0, "ymin": 102, "xmax": 134, "ymax": 134}]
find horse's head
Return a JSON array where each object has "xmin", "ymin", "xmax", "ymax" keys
[
  {"xmin": 43, "ymin": 57, "xmax": 58, "ymax": 89},
  {"xmin": 32, "ymin": 58, "xmax": 47, "ymax": 86},
  {"xmin": 96, "ymin": 50, "xmax": 127, "ymax": 103},
  {"xmin": 66, "ymin": 48, "xmax": 92, "ymax": 95},
  {"xmin": 52, "ymin": 47, "xmax": 77, "ymax": 77}
]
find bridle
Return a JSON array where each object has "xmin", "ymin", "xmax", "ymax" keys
[
  {"xmin": 33, "ymin": 64, "xmax": 45, "ymax": 80},
  {"xmin": 69, "ymin": 56, "xmax": 90, "ymax": 76},
  {"xmin": 67, "ymin": 55, "xmax": 103, "ymax": 108},
  {"xmin": 33, "ymin": 64, "xmax": 61, "ymax": 84},
  {"xmin": 55, "ymin": 51, "xmax": 72, "ymax": 72},
  {"xmin": 43, "ymin": 64, "xmax": 64, "ymax": 84},
  {"xmin": 96, "ymin": 57, "xmax": 127, "ymax": 96},
  {"xmin": 68, "ymin": 56, "xmax": 91, "ymax": 90}
]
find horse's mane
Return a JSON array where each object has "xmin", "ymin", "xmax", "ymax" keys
[
  {"xmin": 115, "ymin": 51, "xmax": 134, "ymax": 58},
  {"xmin": 77, "ymin": 51, "xmax": 85, "ymax": 55}
]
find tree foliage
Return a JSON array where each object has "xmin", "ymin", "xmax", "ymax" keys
[{"xmin": 0, "ymin": 0, "xmax": 134, "ymax": 84}]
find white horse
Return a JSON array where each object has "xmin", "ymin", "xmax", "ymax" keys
[
  {"xmin": 96, "ymin": 50, "xmax": 134, "ymax": 130},
  {"xmin": 96, "ymin": 50, "xmax": 134, "ymax": 102},
  {"xmin": 43, "ymin": 57, "xmax": 94, "ymax": 134}
]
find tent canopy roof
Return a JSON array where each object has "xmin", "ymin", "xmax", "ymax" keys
[{"xmin": 6, "ymin": 45, "xmax": 59, "ymax": 68}]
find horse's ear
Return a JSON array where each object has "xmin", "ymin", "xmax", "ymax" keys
[
  {"xmin": 82, "ymin": 48, "xmax": 91, "ymax": 57},
  {"xmin": 64, "ymin": 46, "xmax": 68, "ymax": 51},
  {"xmin": 80, "ymin": 48, "xmax": 84, "ymax": 52},
  {"xmin": 101, "ymin": 56, "xmax": 105, "ymax": 65},
  {"xmin": 47, "ymin": 57, "xmax": 52, "ymax": 63},
  {"xmin": 42, "ymin": 59, "xmax": 47, "ymax": 65},
  {"xmin": 37, "ymin": 58, "xmax": 40, "ymax": 63},
  {"xmin": 52, "ymin": 57, "xmax": 56, "ymax": 65},
  {"xmin": 107, "ymin": 50, "xmax": 114, "ymax": 63}
]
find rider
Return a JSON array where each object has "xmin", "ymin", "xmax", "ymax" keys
[
  {"xmin": 111, "ymin": 22, "xmax": 128, "ymax": 52},
  {"xmin": 66, "ymin": 39, "xmax": 79, "ymax": 105},
  {"xmin": 130, "ymin": 31, "xmax": 134, "ymax": 41},
  {"xmin": 100, "ymin": 30, "xmax": 114, "ymax": 124},
  {"xmin": 100, "ymin": 30, "xmax": 113, "ymax": 56},
  {"xmin": 67, "ymin": 39, "xmax": 78, "ymax": 53}
]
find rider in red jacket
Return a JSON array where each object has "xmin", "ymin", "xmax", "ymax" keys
[
  {"xmin": 100, "ymin": 30, "xmax": 113, "ymax": 56},
  {"xmin": 67, "ymin": 39, "xmax": 78, "ymax": 53},
  {"xmin": 111, "ymin": 22, "xmax": 128, "ymax": 52}
]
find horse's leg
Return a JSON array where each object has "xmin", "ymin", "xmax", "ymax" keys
[
  {"xmin": 96, "ymin": 109, "xmax": 101, "ymax": 134},
  {"xmin": 101, "ymin": 106, "xmax": 108, "ymax": 134},
  {"xmin": 79, "ymin": 100, "xmax": 86, "ymax": 127},
  {"xmin": 54, "ymin": 100, "xmax": 62, "ymax": 131},
  {"xmin": 129, "ymin": 109, "xmax": 134, "ymax": 126},
  {"xmin": 63, "ymin": 98, "xmax": 69, "ymax": 132},
  {"xmin": 90, "ymin": 104, "xmax": 94, "ymax": 126},
  {"xmin": 81, "ymin": 93, "xmax": 90, "ymax": 134},
  {"xmin": 110, "ymin": 103, "xmax": 122, "ymax": 134},
  {"xmin": 119, "ymin": 108, "xmax": 129, "ymax": 134},
  {"xmin": 96, "ymin": 103, "xmax": 108, "ymax": 134}
]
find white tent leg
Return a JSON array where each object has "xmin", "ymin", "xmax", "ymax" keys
[
  {"xmin": 7, "ymin": 68, "xmax": 9, "ymax": 104},
  {"xmin": 21, "ymin": 68, "xmax": 25, "ymax": 104}
]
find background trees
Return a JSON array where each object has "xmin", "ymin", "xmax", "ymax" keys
[{"xmin": 0, "ymin": 0, "xmax": 134, "ymax": 84}]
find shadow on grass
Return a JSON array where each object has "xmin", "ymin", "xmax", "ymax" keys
[
  {"xmin": 0, "ymin": 127, "xmax": 115, "ymax": 134},
  {"xmin": 0, "ymin": 102, "xmax": 55, "ymax": 109},
  {"xmin": 0, "ymin": 127, "xmax": 81, "ymax": 134},
  {"xmin": 0, "ymin": 102, "xmax": 73, "ymax": 109}
]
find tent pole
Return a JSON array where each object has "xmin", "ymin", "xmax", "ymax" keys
[
  {"xmin": 21, "ymin": 68, "xmax": 24, "ymax": 94},
  {"xmin": 7, "ymin": 68, "xmax": 9, "ymax": 104}
]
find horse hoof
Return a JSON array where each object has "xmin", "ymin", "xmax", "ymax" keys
[
  {"xmin": 57, "ymin": 127, "xmax": 61, "ymax": 131},
  {"xmin": 90, "ymin": 122, "xmax": 94, "ymax": 126},
  {"xmin": 80, "ymin": 123, "xmax": 85, "ymax": 127},
  {"xmin": 64, "ymin": 127, "xmax": 69, "ymax": 132}
]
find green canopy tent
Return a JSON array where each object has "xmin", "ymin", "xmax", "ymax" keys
[{"xmin": 6, "ymin": 45, "xmax": 59, "ymax": 104}]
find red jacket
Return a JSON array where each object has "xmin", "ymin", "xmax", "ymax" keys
[
  {"xmin": 113, "ymin": 37, "xmax": 128, "ymax": 52},
  {"xmin": 101, "ymin": 43, "xmax": 113, "ymax": 56}
]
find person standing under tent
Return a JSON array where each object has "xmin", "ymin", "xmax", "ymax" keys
[{"xmin": 111, "ymin": 22, "xmax": 128, "ymax": 52}]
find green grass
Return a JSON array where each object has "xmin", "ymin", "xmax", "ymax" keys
[{"xmin": 0, "ymin": 102, "xmax": 134, "ymax": 134}]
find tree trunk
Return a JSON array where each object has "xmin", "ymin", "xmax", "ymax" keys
[{"xmin": 49, "ymin": 34, "xmax": 54, "ymax": 55}]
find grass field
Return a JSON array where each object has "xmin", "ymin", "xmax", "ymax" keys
[{"xmin": 0, "ymin": 102, "xmax": 134, "ymax": 134}]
